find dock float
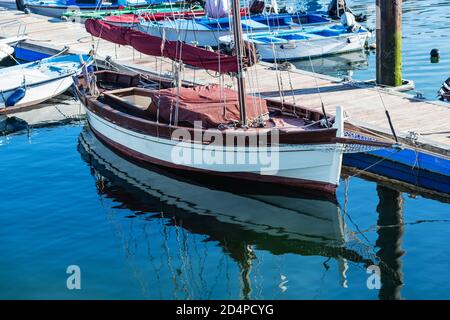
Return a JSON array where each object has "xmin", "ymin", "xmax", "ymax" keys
[{"xmin": 0, "ymin": 7, "xmax": 449, "ymax": 197}]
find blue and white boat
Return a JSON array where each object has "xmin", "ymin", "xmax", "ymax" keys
[
  {"xmin": 220, "ymin": 22, "xmax": 371, "ymax": 61},
  {"xmin": 0, "ymin": 54, "xmax": 91, "ymax": 109},
  {"xmin": 138, "ymin": 13, "xmax": 332, "ymax": 47},
  {"xmin": 24, "ymin": 0, "xmax": 161, "ymax": 18}
]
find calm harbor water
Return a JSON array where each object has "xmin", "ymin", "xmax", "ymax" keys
[{"xmin": 0, "ymin": 0, "xmax": 449, "ymax": 300}]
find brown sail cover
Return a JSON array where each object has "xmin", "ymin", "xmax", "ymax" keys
[
  {"xmin": 85, "ymin": 19, "xmax": 255, "ymax": 73},
  {"xmin": 148, "ymin": 84, "xmax": 268, "ymax": 128}
]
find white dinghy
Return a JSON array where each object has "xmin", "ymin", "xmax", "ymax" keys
[
  {"xmin": 0, "ymin": 54, "xmax": 91, "ymax": 109},
  {"xmin": 220, "ymin": 14, "xmax": 371, "ymax": 61}
]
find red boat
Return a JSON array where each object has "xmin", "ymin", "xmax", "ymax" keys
[{"xmin": 103, "ymin": 9, "xmax": 206, "ymax": 27}]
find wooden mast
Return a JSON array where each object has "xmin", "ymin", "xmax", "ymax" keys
[{"xmin": 230, "ymin": 0, "xmax": 247, "ymax": 126}]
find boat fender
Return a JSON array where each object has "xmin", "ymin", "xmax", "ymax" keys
[
  {"xmin": 438, "ymin": 77, "xmax": 450, "ymax": 100},
  {"xmin": 430, "ymin": 48, "xmax": 440, "ymax": 58},
  {"xmin": 5, "ymin": 88, "xmax": 26, "ymax": 107}
]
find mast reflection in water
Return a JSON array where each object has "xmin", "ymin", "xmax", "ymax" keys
[{"xmin": 77, "ymin": 127, "xmax": 399, "ymax": 299}]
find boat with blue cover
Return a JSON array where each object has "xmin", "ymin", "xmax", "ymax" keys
[
  {"xmin": 219, "ymin": 14, "xmax": 371, "ymax": 61},
  {"xmin": 138, "ymin": 12, "xmax": 332, "ymax": 47},
  {"xmin": 0, "ymin": 54, "xmax": 91, "ymax": 110}
]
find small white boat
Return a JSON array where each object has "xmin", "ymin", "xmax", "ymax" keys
[
  {"xmin": 219, "ymin": 23, "xmax": 371, "ymax": 61},
  {"xmin": 0, "ymin": 54, "xmax": 91, "ymax": 109},
  {"xmin": 138, "ymin": 13, "xmax": 331, "ymax": 47}
]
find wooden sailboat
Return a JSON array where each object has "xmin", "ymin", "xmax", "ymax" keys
[{"xmin": 78, "ymin": 3, "xmax": 395, "ymax": 196}]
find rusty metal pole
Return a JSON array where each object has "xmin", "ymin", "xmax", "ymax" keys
[{"xmin": 376, "ymin": 0, "xmax": 403, "ymax": 87}]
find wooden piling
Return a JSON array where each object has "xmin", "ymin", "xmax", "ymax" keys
[
  {"xmin": 376, "ymin": 185, "xmax": 405, "ymax": 300},
  {"xmin": 376, "ymin": 0, "xmax": 403, "ymax": 87}
]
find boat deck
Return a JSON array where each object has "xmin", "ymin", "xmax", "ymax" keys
[{"xmin": 0, "ymin": 8, "xmax": 449, "ymax": 158}]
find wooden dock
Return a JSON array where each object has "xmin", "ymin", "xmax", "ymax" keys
[{"xmin": 0, "ymin": 7, "xmax": 449, "ymax": 194}]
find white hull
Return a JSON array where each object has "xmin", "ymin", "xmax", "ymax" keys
[
  {"xmin": 256, "ymin": 33, "xmax": 369, "ymax": 61},
  {"xmin": 26, "ymin": 5, "xmax": 67, "ymax": 18},
  {"xmin": 0, "ymin": 76, "xmax": 75, "ymax": 108},
  {"xmin": 85, "ymin": 108, "xmax": 344, "ymax": 188},
  {"xmin": 79, "ymin": 128, "xmax": 346, "ymax": 244},
  {"xmin": 138, "ymin": 22, "xmax": 232, "ymax": 47}
]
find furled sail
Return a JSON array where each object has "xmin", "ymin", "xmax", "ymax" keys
[{"xmin": 85, "ymin": 19, "xmax": 256, "ymax": 73}]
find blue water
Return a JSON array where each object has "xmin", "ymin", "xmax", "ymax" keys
[
  {"xmin": 0, "ymin": 0, "xmax": 450, "ymax": 300},
  {"xmin": 0, "ymin": 125, "xmax": 449, "ymax": 299}
]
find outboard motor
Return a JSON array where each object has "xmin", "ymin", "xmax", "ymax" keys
[
  {"xmin": 341, "ymin": 12, "xmax": 356, "ymax": 28},
  {"xmin": 341, "ymin": 12, "xmax": 360, "ymax": 32},
  {"xmin": 438, "ymin": 77, "xmax": 450, "ymax": 101},
  {"xmin": 15, "ymin": 0, "xmax": 26, "ymax": 11}
]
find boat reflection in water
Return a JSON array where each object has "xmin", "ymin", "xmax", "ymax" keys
[
  {"xmin": 78, "ymin": 127, "xmax": 376, "ymax": 299},
  {"xmin": 292, "ymin": 50, "xmax": 369, "ymax": 76}
]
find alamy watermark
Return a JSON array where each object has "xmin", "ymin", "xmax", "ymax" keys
[
  {"xmin": 366, "ymin": 265, "xmax": 381, "ymax": 290},
  {"xmin": 66, "ymin": 265, "xmax": 81, "ymax": 290},
  {"xmin": 170, "ymin": 122, "xmax": 280, "ymax": 175}
]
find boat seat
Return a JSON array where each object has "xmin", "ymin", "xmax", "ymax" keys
[
  {"xmin": 95, "ymin": 70, "xmax": 141, "ymax": 89},
  {"xmin": 103, "ymin": 88, "xmax": 155, "ymax": 120}
]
